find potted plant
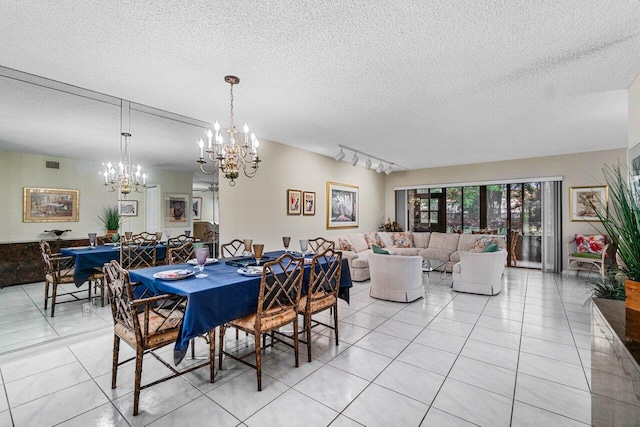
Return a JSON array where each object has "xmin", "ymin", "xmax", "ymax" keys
[
  {"xmin": 98, "ymin": 205, "xmax": 121, "ymax": 238},
  {"xmin": 590, "ymin": 163, "xmax": 640, "ymax": 338}
]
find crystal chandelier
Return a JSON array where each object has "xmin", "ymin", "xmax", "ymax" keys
[
  {"xmin": 197, "ymin": 75, "xmax": 261, "ymax": 186},
  {"xmin": 102, "ymin": 101, "xmax": 147, "ymax": 197}
]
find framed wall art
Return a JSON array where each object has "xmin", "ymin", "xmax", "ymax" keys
[
  {"xmin": 192, "ymin": 196, "xmax": 202, "ymax": 220},
  {"xmin": 570, "ymin": 186, "xmax": 608, "ymax": 222},
  {"xmin": 164, "ymin": 193, "xmax": 190, "ymax": 226},
  {"xmin": 326, "ymin": 182, "xmax": 358, "ymax": 229},
  {"xmin": 23, "ymin": 187, "xmax": 79, "ymax": 222},
  {"xmin": 119, "ymin": 199, "xmax": 138, "ymax": 216},
  {"xmin": 303, "ymin": 191, "xmax": 316, "ymax": 216},
  {"xmin": 287, "ymin": 189, "xmax": 302, "ymax": 215}
]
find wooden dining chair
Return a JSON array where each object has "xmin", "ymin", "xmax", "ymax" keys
[
  {"xmin": 220, "ymin": 239, "xmax": 244, "ymax": 258},
  {"xmin": 104, "ymin": 260, "xmax": 215, "ymax": 416},
  {"xmin": 167, "ymin": 242, "xmax": 194, "ymax": 265},
  {"xmin": 120, "ymin": 235, "xmax": 157, "ymax": 269},
  {"xmin": 300, "ymin": 249, "xmax": 342, "ymax": 362},
  {"xmin": 167, "ymin": 234, "xmax": 196, "ymax": 247},
  {"xmin": 218, "ymin": 253, "xmax": 304, "ymax": 391},
  {"xmin": 40, "ymin": 240, "xmax": 93, "ymax": 317},
  {"xmin": 509, "ymin": 230, "xmax": 519, "ymax": 266},
  {"xmin": 308, "ymin": 237, "xmax": 335, "ymax": 254}
]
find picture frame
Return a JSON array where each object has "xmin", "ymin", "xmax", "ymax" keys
[
  {"xmin": 303, "ymin": 191, "xmax": 316, "ymax": 216},
  {"xmin": 192, "ymin": 196, "xmax": 202, "ymax": 220},
  {"xmin": 164, "ymin": 193, "xmax": 190, "ymax": 226},
  {"xmin": 119, "ymin": 199, "xmax": 138, "ymax": 217},
  {"xmin": 326, "ymin": 182, "xmax": 358, "ymax": 229},
  {"xmin": 23, "ymin": 187, "xmax": 79, "ymax": 222},
  {"xmin": 570, "ymin": 186, "xmax": 608, "ymax": 222},
  {"xmin": 287, "ymin": 189, "xmax": 302, "ymax": 215}
]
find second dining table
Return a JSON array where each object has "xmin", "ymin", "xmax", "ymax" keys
[{"xmin": 128, "ymin": 250, "xmax": 352, "ymax": 365}]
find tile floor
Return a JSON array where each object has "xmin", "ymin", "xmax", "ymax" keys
[{"xmin": 1, "ymin": 269, "xmax": 640, "ymax": 426}]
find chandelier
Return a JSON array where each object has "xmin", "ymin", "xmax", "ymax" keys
[
  {"xmin": 102, "ymin": 101, "xmax": 147, "ymax": 197},
  {"xmin": 197, "ymin": 75, "xmax": 261, "ymax": 186}
]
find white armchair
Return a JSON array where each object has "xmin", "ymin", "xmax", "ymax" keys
[
  {"xmin": 368, "ymin": 254, "xmax": 424, "ymax": 302},
  {"xmin": 452, "ymin": 250, "xmax": 506, "ymax": 295}
]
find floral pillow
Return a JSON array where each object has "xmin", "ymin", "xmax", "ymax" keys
[
  {"xmin": 575, "ymin": 234, "xmax": 606, "ymax": 255},
  {"xmin": 338, "ymin": 238, "xmax": 355, "ymax": 252},
  {"xmin": 473, "ymin": 236, "xmax": 501, "ymax": 250},
  {"xmin": 393, "ymin": 231, "xmax": 414, "ymax": 248},
  {"xmin": 365, "ymin": 232, "xmax": 385, "ymax": 248}
]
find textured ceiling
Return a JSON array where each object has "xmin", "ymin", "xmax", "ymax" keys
[{"xmin": 0, "ymin": 1, "xmax": 639, "ymax": 172}]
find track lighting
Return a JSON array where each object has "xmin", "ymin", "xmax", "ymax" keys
[
  {"xmin": 376, "ymin": 163, "xmax": 383, "ymax": 173},
  {"xmin": 334, "ymin": 145, "xmax": 402, "ymax": 174},
  {"xmin": 385, "ymin": 165, "xmax": 393, "ymax": 175},
  {"xmin": 351, "ymin": 153, "xmax": 359, "ymax": 166},
  {"xmin": 365, "ymin": 158, "xmax": 372, "ymax": 170},
  {"xmin": 335, "ymin": 149, "xmax": 345, "ymax": 162}
]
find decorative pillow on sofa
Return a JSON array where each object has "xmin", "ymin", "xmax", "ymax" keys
[
  {"xmin": 338, "ymin": 238, "xmax": 355, "ymax": 252},
  {"xmin": 372, "ymin": 244, "xmax": 390, "ymax": 255},
  {"xmin": 393, "ymin": 231, "xmax": 414, "ymax": 248},
  {"xmin": 482, "ymin": 242, "xmax": 499, "ymax": 252},
  {"xmin": 473, "ymin": 236, "xmax": 501, "ymax": 250},
  {"xmin": 365, "ymin": 232, "xmax": 385, "ymax": 248},
  {"xmin": 574, "ymin": 234, "xmax": 606, "ymax": 255}
]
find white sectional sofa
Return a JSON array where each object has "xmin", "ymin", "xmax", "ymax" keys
[{"xmin": 330, "ymin": 231, "xmax": 506, "ymax": 282}]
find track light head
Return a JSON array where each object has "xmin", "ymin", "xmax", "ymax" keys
[
  {"xmin": 335, "ymin": 149, "xmax": 345, "ymax": 162},
  {"xmin": 385, "ymin": 165, "xmax": 393, "ymax": 175},
  {"xmin": 376, "ymin": 162, "xmax": 383, "ymax": 173},
  {"xmin": 351, "ymin": 153, "xmax": 359, "ymax": 166},
  {"xmin": 365, "ymin": 158, "xmax": 372, "ymax": 170}
]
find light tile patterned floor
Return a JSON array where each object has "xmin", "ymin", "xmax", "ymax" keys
[{"xmin": 1, "ymin": 269, "xmax": 640, "ymax": 426}]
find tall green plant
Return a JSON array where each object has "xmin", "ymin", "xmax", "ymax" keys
[
  {"xmin": 98, "ymin": 205, "xmax": 121, "ymax": 231},
  {"xmin": 591, "ymin": 163, "xmax": 640, "ymax": 281}
]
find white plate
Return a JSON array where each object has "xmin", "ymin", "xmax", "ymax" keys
[
  {"xmin": 237, "ymin": 266, "xmax": 263, "ymax": 276},
  {"xmin": 153, "ymin": 269, "xmax": 195, "ymax": 280},
  {"xmin": 186, "ymin": 258, "xmax": 218, "ymax": 266}
]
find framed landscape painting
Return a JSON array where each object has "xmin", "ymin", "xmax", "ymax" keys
[
  {"xmin": 287, "ymin": 189, "xmax": 302, "ymax": 215},
  {"xmin": 303, "ymin": 191, "xmax": 316, "ymax": 216},
  {"xmin": 23, "ymin": 187, "xmax": 79, "ymax": 222},
  {"xmin": 119, "ymin": 200, "xmax": 138, "ymax": 216},
  {"xmin": 192, "ymin": 196, "xmax": 202, "ymax": 220},
  {"xmin": 326, "ymin": 182, "xmax": 358, "ymax": 229},
  {"xmin": 570, "ymin": 186, "xmax": 608, "ymax": 222}
]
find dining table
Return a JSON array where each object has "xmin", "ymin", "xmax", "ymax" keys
[
  {"xmin": 128, "ymin": 250, "xmax": 352, "ymax": 365},
  {"xmin": 60, "ymin": 244, "xmax": 167, "ymax": 287}
]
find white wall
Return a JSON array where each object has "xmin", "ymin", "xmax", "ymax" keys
[
  {"xmin": 219, "ymin": 139, "xmax": 386, "ymax": 251},
  {"xmin": 630, "ymin": 73, "xmax": 640, "ymax": 149},
  {"xmin": 0, "ymin": 150, "xmax": 193, "ymax": 242}
]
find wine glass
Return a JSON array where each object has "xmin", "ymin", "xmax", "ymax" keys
[
  {"xmin": 253, "ymin": 244, "xmax": 264, "ymax": 266},
  {"xmin": 195, "ymin": 247, "xmax": 209, "ymax": 278},
  {"xmin": 165, "ymin": 229, "xmax": 172, "ymax": 239},
  {"xmin": 243, "ymin": 239, "xmax": 253, "ymax": 257},
  {"xmin": 282, "ymin": 236, "xmax": 291, "ymax": 252},
  {"xmin": 124, "ymin": 231, "xmax": 133, "ymax": 242},
  {"xmin": 155, "ymin": 231, "xmax": 163, "ymax": 241},
  {"xmin": 299, "ymin": 239, "xmax": 308, "ymax": 255},
  {"xmin": 184, "ymin": 230, "xmax": 191, "ymax": 237},
  {"xmin": 88, "ymin": 233, "xmax": 96, "ymax": 247},
  {"xmin": 112, "ymin": 233, "xmax": 120, "ymax": 247}
]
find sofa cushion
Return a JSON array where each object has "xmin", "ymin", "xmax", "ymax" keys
[
  {"xmin": 377, "ymin": 232, "xmax": 395, "ymax": 248},
  {"xmin": 412, "ymin": 232, "xmax": 430, "ymax": 248},
  {"xmin": 372, "ymin": 244, "xmax": 390, "ymax": 255},
  {"xmin": 391, "ymin": 247, "xmax": 422, "ymax": 256},
  {"xmin": 338, "ymin": 237, "xmax": 355, "ymax": 252},
  {"xmin": 348, "ymin": 233, "xmax": 370, "ymax": 253},
  {"xmin": 419, "ymin": 247, "xmax": 454, "ymax": 262},
  {"xmin": 457, "ymin": 234, "xmax": 480, "ymax": 252},
  {"xmin": 393, "ymin": 231, "xmax": 414, "ymax": 248},
  {"xmin": 365, "ymin": 232, "xmax": 385, "ymax": 248},
  {"xmin": 429, "ymin": 232, "xmax": 460, "ymax": 252}
]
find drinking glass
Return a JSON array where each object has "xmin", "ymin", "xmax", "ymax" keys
[
  {"xmin": 155, "ymin": 231, "xmax": 163, "ymax": 241},
  {"xmin": 184, "ymin": 230, "xmax": 191, "ymax": 237},
  {"xmin": 195, "ymin": 247, "xmax": 209, "ymax": 278},
  {"xmin": 112, "ymin": 233, "xmax": 120, "ymax": 246},
  {"xmin": 165, "ymin": 229, "xmax": 172, "ymax": 239},
  {"xmin": 299, "ymin": 239, "xmax": 308, "ymax": 255},
  {"xmin": 88, "ymin": 233, "xmax": 96, "ymax": 247},
  {"xmin": 124, "ymin": 231, "xmax": 133, "ymax": 242},
  {"xmin": 282, "ymin": 236, "xmax": 291, "ymax": 252},
  {"xmin": 243, "ymin": 239, "xmax": 253, "ymax": 256},
  {"xmin": 253, "ymin": 244, "xmax": 264, "ymax": 266}
]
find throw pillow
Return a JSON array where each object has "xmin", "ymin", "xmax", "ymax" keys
[
  {"xmin": 338, "ymin": 238, "xmax": 355, "ymax": 252},
  {"xmin": 372, "ymin": 244, "xmax": 390, "ymax": 255},
  {"xmin": 575, "ymin": 234, "xmax": 606, "ymax": 255},
  {"xmin": 473, "ymin": 236, "xmax": 501, "ymax": 250},
  {"xmin": 393, "ymin": 231, "xmax": 414, "ymax": 248},
  {"xmin": 482, "ymin": 242, "xmax": 499, "ymax": 252},
  {"xmin": 365, "ymin": 232, "xmax": 385, "ymax": 248}
]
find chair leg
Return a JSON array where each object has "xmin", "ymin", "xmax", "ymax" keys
[
  {"xmin": 333, "ymin": 304, "xmax": 339, "ymax": 346},
  {"xmin": 44, "ymin": 281, "xmax": 49, "ymax": 310},
  {"xmin": 254, "ymin": 332, "xmax": 262, "ymax": 391},
  {"xmin": 293, "ymin": 318, "xmax": 299, "ymax": 368},
  {"xmin": 51, "ymin": 282, "xmax": 57, "ymax": 317},
  {"xmin": 111, "ymin": 335, "xmax": 120, "ymax": 388},
  {"xmin": 191, "ymin": 338, "xmax": 195, "ymax": 359},
  {"xmin": 133, "ymin": 347, "xmax": 143, "ymax": 416},
  {"xmin": 306, "ymin": 313, "xmax": 312, "ymax": 363},
  {"xmin": 218, "ymin": 325, "xmax": 225, "ymax": 370},
  {"xmin": 209, "ymin": 328, "xmax": 216, "ymax": 383}
]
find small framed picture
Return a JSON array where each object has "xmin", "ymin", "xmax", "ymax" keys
[
  {"xmin": 164, "ymin": 193, "xmax": 190, "ymax": 226},
  {"xmin": 119, "ymin": 200, "xmax": 138, "ymax": 216},
  {"xmin": 303, "ymin": 191, "xmax": 316, "ymax": 216},
  {"xmin": 570, "ymin": 186, "xmax": 608, "ymax": 222},
  {"xmin": 192, "ymin": 196, "xmax": 202, "ymax": 220},
  {"xmin": 287, "ymin": 189, "xmax": 302, "ymax": 215}
]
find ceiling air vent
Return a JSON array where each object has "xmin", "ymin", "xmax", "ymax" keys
[{"xmin": 45, "ymin": 160, "xmax": 60, "ymax": 170}]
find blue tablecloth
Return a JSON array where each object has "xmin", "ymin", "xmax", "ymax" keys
[
  {"xmin": 128, "ymin": 251, "xmax": 351, "ymax": 364},
  {"xmin": 61, "ymin": 244, "xmax": 167, "ymax": 287}
]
